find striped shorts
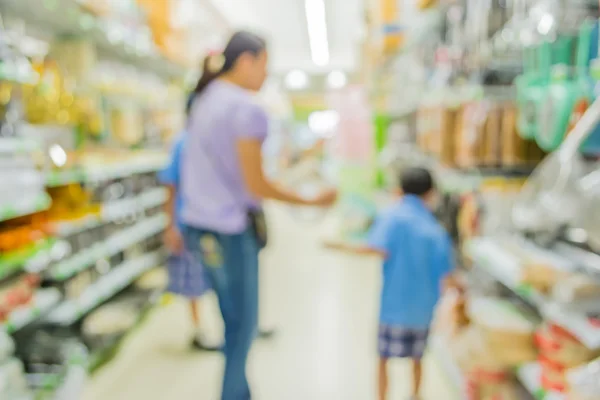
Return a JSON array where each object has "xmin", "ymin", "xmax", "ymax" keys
[{"xmin": 378, "ymin": 325, "xmax": 430, "ymax": 359}]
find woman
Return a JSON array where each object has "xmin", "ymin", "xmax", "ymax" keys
[{"xmin": 181, "ymin": 31, "xmax": 336, "ymax": 400}]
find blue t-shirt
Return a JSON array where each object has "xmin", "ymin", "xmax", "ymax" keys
[
  {"xmin": 367, "ymin": 195, "xmax": 454, "ymax": 329},
  {"xmin": 157, "ymin": 133, "xmax": 185, "ymax": 229}
]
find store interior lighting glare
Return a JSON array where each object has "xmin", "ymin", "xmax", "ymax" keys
[
  {"xmin": 308, "ymin": 110, "xmax": 339, "ymax": 137},
  {"xmin": 285, "ymin": 69, "xmax": 309, "ymax": 90},
  {"xmin": 305, "ymin": 0, "xmax": 330, "ymax": 66},
  {"xmin": 327, "ymin": 70, "xmax": 347, "ymax": 89},
  {"xmin": 537, "ymin": 13, "xmax": 554, "ymax": 35}
]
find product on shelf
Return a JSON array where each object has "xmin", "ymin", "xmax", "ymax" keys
[
  {"xmin": 429, "ymin": 107, "xmax": 458, "ymax": 166},
  {"xmin": 568, "ymin": 357, "xmax": 600, "ymax": 400},
  {"xmin": 0, "ymin": 275, "xmax": 40, "ymax": 322},
  {"xmin": 552, "ymin": 274, "xmax": 600, "ymax": 303},
  {"xmin": 501, "ymin": 104, "xmax": 529, "ymax": 166},
  {"xmin": 134, "ymin": 267, "xmax": 167, "ymax": 293},
  {"xmin": 468, "ymin": 297, "xmax": 537, "ymax": 366},
  {"xmin": 465, "ymin": 368, "xmax": 519, "ymax": 400},
  {"xmin": 0, "ymin": 357, "xmax": 31, "ymax": 398},
  {"xmin": 521, "ymin": 255, "xmax": 572, "ymax": 294},
  {"xmin": 47, "ymin": 184, "xmax": 100, "ymax": 222}
]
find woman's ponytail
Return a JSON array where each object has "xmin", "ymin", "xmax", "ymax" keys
[
  {"xmin": 187, "ymin": 31, "xmax": 266, "ymax": 114},
  {"xmin": 187, "ymin": 53, "xmax": 226, "ymax": 114}
]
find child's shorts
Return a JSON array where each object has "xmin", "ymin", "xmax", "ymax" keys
[
  {"xmin": 378, "ymin": 325, "xmax": 430, "ymax": 359},
  {"xmin": 166, "ymin": 251, "xmax": 211, "ymax": 298}
]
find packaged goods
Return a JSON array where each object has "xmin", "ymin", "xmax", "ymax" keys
[
  {"xmin": 468, "ymin": 297, "xmax": 537, "ymax": 366},
  {"xmin": 568, "ymin": 358, "xmax": 600, "ymax": 400},
  {"xmin": 430, "ymin": 108, "xmax": 457, "ymax": 165},
  {"xmin": 50, "ymin": 39, "xmax": 97, "ymax": 82},
  {"xmin": 501, "ymin": 104, "xmax": 529, "ymax": 166},
  {"xmin": 466, "ymin": 369, "xmax": 519, "ymax": 400},
  {"xmin": 553, "ymin": 274, "xmax": 600, "ymax": 303},
  {"xmin": 482, "ymin": 105, "xmax": 502, "ymax": 167},
  {"xmin": 536, "ymin": 323, "xmax": 599, "ymax": 368},
  {"xmin": 135, "ymin": 268, "xmax": 167, "ymax": 292},
  {"xmin": 456, "ymin": 102, "xmax": 489, "ymax": 167},
  {"xmin": 416, "ymin": 107, "xmax": 432, "ymax": 153},
  {"xmin": 521, "ymin": 260, "xmax": 571, "ymax": 294}
]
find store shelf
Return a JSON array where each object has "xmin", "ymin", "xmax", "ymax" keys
[
  {"xmin": 466, "ymin": 237, "xmax": 600, "ymax": 349},
  {"xmin": 517, "ymin": 363, "xmax": 565, "ymax": 400},
  {"xmin": 51, "ymin": 187, "xmax": 168, "ymax": 237},
  {"xmin": 0, "ymin": 193, "xmax": 51, "ymax": 223},
  {"xmin": 431, "ymin": 335, "xmax": 465, "ymax": 399},
  {"xmin": 2, "ymin": 288, "xmax": 62, "ymax": 334},
  {"xmin": 101, "ymin": 187, "xmax": 168, "ymax": 221},
  {"xmin": 0, "ymin": 239, "xmax": 66, "ymax": 280},
  {"xmin": 50, "ymin": 363, "xmax": 87, "ymax": 400},
  {"xmin": 46, "ymin": 250, "xmax": 163, "ymax": 325},
  {"xmin": 49, "ymin": 213, "xmax": 168, "ymax": 281},
  {"xmin": 0, "ymin": 138, "xmax": 40, "ymax": 154},
  {"xmin": 0, "ymin": 0, "xmax": 187, "ymax": 79},
  {"xmin": 45, "ymin": 157, "xmax": 168, "ymax": 187}
]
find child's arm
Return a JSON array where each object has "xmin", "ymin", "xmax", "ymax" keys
[
  {"xmin": 323, "ymin": 239, "xmax": 387, "ymax": 257},
  {"xmin": 324, "ymin": 212, "xmax": 394, "ymax": 258},
  {"xmin": 436, "ymin": 233, "xmax": 463, "ymax": 292}
]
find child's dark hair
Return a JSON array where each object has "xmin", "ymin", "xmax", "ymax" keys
[{"xmin": 400, "ymin": 167, "xmax": 435, "ymax": 197}]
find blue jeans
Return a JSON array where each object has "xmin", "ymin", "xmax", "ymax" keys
[{"xmin": 183, "ymin": 226, "xmax": 259, "ymax": 400}]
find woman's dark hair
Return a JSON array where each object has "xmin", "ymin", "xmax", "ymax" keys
[
  {"xmin": 187, "ymin": 30, "xmax": 266, "ymax": 113},
  {"xmin": 400, "ymin": 167, "xmax": 435, "ymax": 197}
]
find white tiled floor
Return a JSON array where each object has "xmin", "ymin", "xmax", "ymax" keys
[{"xmin": 82, "ymin": 203, "xmax": 457, "ymax": 400}]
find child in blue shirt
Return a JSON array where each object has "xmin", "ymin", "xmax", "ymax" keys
[
  {"xmin": 159, "ymin": 132, "xmax": 218, "ymax": 351},
  {"xmin": 328, "ymin": 167, "xmax": 455, "ymax": 400}
]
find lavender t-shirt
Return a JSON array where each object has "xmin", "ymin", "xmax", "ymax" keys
[{"xmin": 181, "ymin": 80, "xmax": 268, "ymax": 234}]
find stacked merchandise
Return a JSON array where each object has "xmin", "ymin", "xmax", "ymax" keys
[
  {"xmin": 568, "ymin": 358, "xmax": 600, "ymax": 400},
  {"xmin": 416, "ymin": 94, "xmax": 546, "ymax": 170},
  {"xmin": 439, "ymin": 295, "xmax": 537, "ymax": 400},
  {"xmin": 0, "ymin": 0, "xmax": 194, "ymax": 396},
  {"xmin": 0, "ymin": 331, "xmax": 30, "ymax": 398}
]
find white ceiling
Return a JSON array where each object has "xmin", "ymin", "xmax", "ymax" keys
[{"xmin": 199, "ymin": 0, "xmax": 366, "ymax": 75}]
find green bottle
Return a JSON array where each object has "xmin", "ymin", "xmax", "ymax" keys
[
  {"xmin": 536, "ymin": 29, "xmax": 592, "ymax": 151},
  {"xmin": 517, "ymin": 42, "xmax": 551, "ymax": 139}
]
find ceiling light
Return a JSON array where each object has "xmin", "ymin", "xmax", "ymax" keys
[
  {"xmin": 285, "ymin": 70, "xmax": 308, "ymax": 90},
  {"xmin": 305, "ymin": 0, "xmax": 329, "ymax": 66},
  {"xmin": 327, "ymin": 70, "xmax": 347, "ymax": 89},
  {"xmin": 537, "ymin": 14, "xmax": 555, "ymax": 35}
]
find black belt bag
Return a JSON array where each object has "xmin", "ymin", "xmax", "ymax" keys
[{"xmin": 248, "ymin": 208, "xmax": 268, "ymax": 249}]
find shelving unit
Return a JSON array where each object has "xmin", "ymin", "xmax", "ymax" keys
[
  {"xmin": 0, "ymin": 193, "xmax": 52, "ymax": 223},
  {"xmin": 47, "ymin": 250, "xmax": 162, "ymax": 325},
  {"xmin": 0, "ymin": 0, "xmax": 180, "ymax": 396},
  {"xmin": 0, "ymin": 0, "xmax": 188, "ymax": 80},
  {"xmin": 431, "ymin": 335, "xmax": 466, "ymax": 400},
  {"xmin": 2, "ymin": 289, "xmax": 62, "ymax": 334},
  {"xmin": 465, "ymin": 237, "xmax": 600, "ymax": 350}
]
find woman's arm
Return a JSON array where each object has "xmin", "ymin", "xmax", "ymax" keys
[{"xmin": 236, "ymin": 138, "xmax": 336, "ymax": 206}]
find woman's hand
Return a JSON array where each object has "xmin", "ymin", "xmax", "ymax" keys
[
  {"xmin": 309, "ymin": 188, "xmax": 338, "ymax": 207},
  {"xmin": 164, "ymin": 226, "xmax": 184, "ymax": 254}
]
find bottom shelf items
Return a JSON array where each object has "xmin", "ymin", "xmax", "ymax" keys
[
  {"xmin": 517, "ymin": 363, "xmax": 565, "ymax": 400},
  {"xmin": 431, "ymin": 335, "xmax": 465, "ymax": 399}
]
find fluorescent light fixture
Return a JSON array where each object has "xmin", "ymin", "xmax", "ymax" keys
[
  {"xmin": 327, "ymin": 70, "xmax": 347, "ymax": 89},
  {"xmin": 285, "ymin": 69, "xmax": 309, "ymax": 90},
  {"xmin": 305, "ymin": 0, "xmax": 329, "ymax": 66}
]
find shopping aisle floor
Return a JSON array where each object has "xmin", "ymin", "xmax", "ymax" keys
[{"xmin": 82, "ymin": 203, "xmax": 456, "ymax": 400}]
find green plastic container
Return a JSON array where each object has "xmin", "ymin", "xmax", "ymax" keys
[
  {"xmin": 536, "ymin": 30, "xmax": 592, "ymax": 151},
  {"xmin": 517, "ymin": 43, "xmax": 551, "ymax": 139}
]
